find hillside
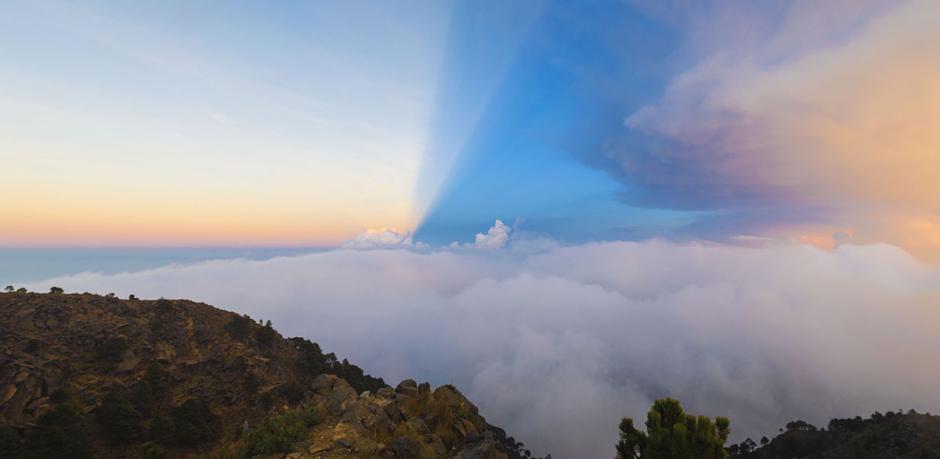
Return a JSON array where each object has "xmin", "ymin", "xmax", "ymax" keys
[
  {"xmin": 0, "ymin": 291, "xmax": 539, "ymax": 458},
  {"xmin": 730, "ymin": 412, "xmax": 940, "ymax": 459}
]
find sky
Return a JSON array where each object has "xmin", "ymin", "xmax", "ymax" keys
[
  {"xmin": 4, "ymin": 0, "xmax": 938, "ymax": 257},
  {"xmin": 4, "ymin": 1, "xmax": 940, "ymax": 457}
]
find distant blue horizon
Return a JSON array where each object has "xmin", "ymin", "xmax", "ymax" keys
[{"xmin": 0, "ymin": 247, "xmax": 328, "ymax": 284}]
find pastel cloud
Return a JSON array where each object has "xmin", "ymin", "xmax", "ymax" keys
[
  {"xmin": 25, "ymin": 239, "xmax": 940, "ymax": 458},
  {"xmin": 342, "ymin": 228, "xmax": 424, "ymax": 250},
  {"xmin": 614, "ymin": 0, "xmax": 940, "ymax": 259}
]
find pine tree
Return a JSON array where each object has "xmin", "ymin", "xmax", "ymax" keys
[{"xmin": 616, "ymin": 398, "xmax": 730, "ymax": 459}]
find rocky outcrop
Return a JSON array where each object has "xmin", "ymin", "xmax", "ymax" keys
[{"xmin": 272, "ymin": 374, "xmax": 509, "ymax": 459}]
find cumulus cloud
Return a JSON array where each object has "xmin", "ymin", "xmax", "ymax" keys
[
  {"xmin": 472, "ymin": 219, "xmax": 512, "ymax": 250},
  {"xmin": 25, "ymin": 239, "xmax": 940, "ymax": 458}
]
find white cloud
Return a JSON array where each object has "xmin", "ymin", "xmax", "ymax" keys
[
  {"xmin": 26, "ymin": 240, "xmax": 940, "ymax": 458},
  {"xmin": 341, "ymin": 228, "xmax": 427, "ymax": 250},
  {"xmin": 472, "ymin": 219, "xmax": 512, "ymax": 250}
]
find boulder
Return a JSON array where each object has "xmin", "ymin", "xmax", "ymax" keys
[
  {"xmin": 375, "ymin": 387, "xmax": 395, "ymax": 399},
  {"xmin": 310, "ymin": 374, "xmax": 357, "ymax": 415},
  {"xmin": 395, "ymin": 379, "xmax": 418, "ymax": 397}
]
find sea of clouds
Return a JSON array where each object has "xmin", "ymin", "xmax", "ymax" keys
[{"xmin": 25, "ymin": 223, "xmax": 940, "ymax": 458}]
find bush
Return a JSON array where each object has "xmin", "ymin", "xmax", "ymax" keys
[
  {"xmin": 254, "ymin": 323, "xmax": 278, "ymax": 348},
  {"xmin": 95, "ymin": 391, "xmax": 144, "ymax": 445},
  {"xmin": 96, "ymin": 337, "xmax": 128, "ymax": 365},
  {"xmin": 141, "ymin": 441, "xmax": 167, "ymax": 459},
  {"xmin": 244, "ymin": 372, "xmax": 260, "ymax": 394},
  {"xmin": 25, "ymin": 403, "xmax": 93, "ymax": 458},
  {"xmin": 245, "ymin": 407, "xmax": 319, "ymax": 455},
  {"xmin": 0, "ymin": 426, "xmax": 22, "ymax": 455},
  {"xmin": 130, "ymin": 380, "xmax": 155, "ymax": 416},
  {"xmin": 227, "ymin": 314, "xmax": 254, "ymax": 341},
  {"xmin": 277, "ymin": 380, "xmax": 306, "ymax": 404},
  {"xmin": 289, "ymin": 337, "xmax": 386, "ymax": 393},
  {"xmin": 260, "ymin": 392, "xmax": 274, "ymax": 411},
  {"xmin": 153, "ymin": 399, "xmax": 221, "ymax": 447}
]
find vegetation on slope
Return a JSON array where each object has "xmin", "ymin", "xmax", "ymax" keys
[
  {"xmin": 0, "ymin": 289, "xmax": 539, "ymax": 458},
  {"xmin": 0, "ymin": 290, "xmax": 384, "ymax": 457},
  {"xmin": 730, "ymin": 410, "xmax": 940, "ymax": 459}
]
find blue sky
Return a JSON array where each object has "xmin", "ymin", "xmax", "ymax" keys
[{"xmin": 414, "ymin": 2, "xmax": 698, "ymax": 244}]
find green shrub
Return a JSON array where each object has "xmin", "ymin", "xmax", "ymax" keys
[
  {"xmin": 95, "ymin": 391, "xmax": 144, "ymax": 445},
  {"xmin": 245, "ymin": 406, "xmax": 319, "ymax": 455},
  {"xmin": 617, "ymin": 398, "xmax": 730, "ymax": 459}
]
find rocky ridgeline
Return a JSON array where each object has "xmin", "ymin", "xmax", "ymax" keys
[
  {"xmin": 288, "ymin": 375, "xmax": 509, "ymax": 458},
  {"xmin": 0, "ymin": 292, "xmax": 535, "ymax": 458}
]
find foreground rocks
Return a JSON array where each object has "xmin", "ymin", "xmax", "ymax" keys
[{"xmin": 274, "ymin": 374, "xmax": 508, "ymax": 459}]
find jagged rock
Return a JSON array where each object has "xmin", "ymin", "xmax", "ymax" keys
[
  {"xmin": 418, "ymin": 382, "xmax": 431, "ymax": 396},
  {"xmin": 375, "ymin": 387, "xmax": 395, "ymax": 399},
  {"xmin": 311, "ymin": 374, "xmax": 358, "ymax": 415},
  {"xmin": 395, "ymin": 379, "xmax": 418, "ymax": 397}
]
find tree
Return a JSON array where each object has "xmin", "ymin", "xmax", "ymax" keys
[
  {"xmin": 3, "ymin": 285, "xmax": 13, "ymax": 293},
  {"xmin": 227, "ymin": 314, "xmax": 253, "ymax": 341},
  {"xmin": 254, "ymin": 321, "xmax": 278, "ymax": 348},
  {"xmin": 785, "ymin": 420, "xmax": 817, "ymax": 432},
  {"xmin": 49, "ymin": 286, "xmax": 64, "ymax": 294},
  {"xmin": 616, "ymin": 398, "xmax": 730, "ymax": 459},
  {"xmin": 760, "ymin": 436, "xmax": 769, "ymax": 446},
  {"xmin": 740, "ymin": 438, "xmax": 756, "ymax": 454}
]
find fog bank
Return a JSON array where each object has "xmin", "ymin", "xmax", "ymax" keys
[{"xmin": 27, "ymin": 240, "xmax": 940, "ymax": 458}]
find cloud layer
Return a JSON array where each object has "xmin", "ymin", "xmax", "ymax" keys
[
  {"xmin": 26, "ymin": 239, "xmax": 940, "ymax": 458},
  {"xmin": 605, "ymin": 0, "xmax": 940, "ymax": 259}
]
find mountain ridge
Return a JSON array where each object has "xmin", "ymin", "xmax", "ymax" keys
[{"xmin": 0, "ymin": 291, "xmax": 540, "ymax": 458}]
